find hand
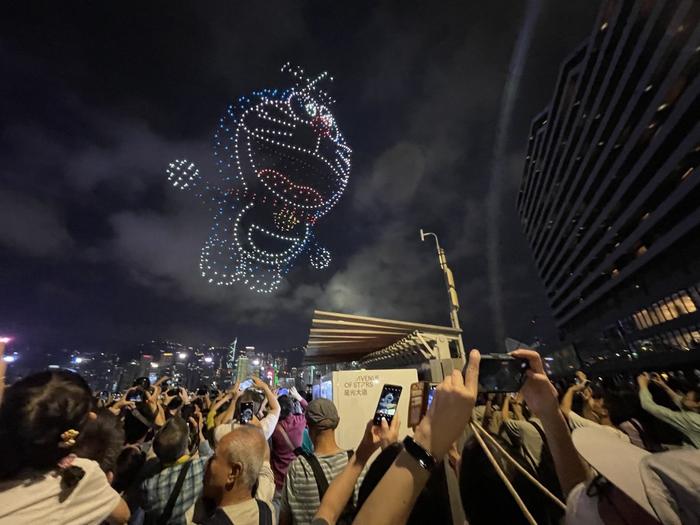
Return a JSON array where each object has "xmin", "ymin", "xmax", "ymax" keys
[
  {"xmin": 413, "ymin": 349, "xmax": 480, "ymax": 458},
  {"xmin": 252, "ymin": 376, "xmax": 269, "ymax": 391},
  {"xmin": 637, "ymin": 372, "xmax": 650, "ymax": 389},
  {"xmin": 227, "ymin": 381, "xmax": 241, "ymax": 398},
  {"xmin": 154, "ymin": 376, "xmax": 170, "ymax": 387},
  {"xmin": 289, "ymin": 386, "xmax": 303, "ymax": 401},
  {"xmin": 108, "ymin": 398, "xmax": 135, "ymax": 415},
  {"xmin": 179, "ymin": 387, "xmax": 189, "ymax": 405},
  {"xmin": 575, "ymin": 370, "xmax": 588, "ymax": 384},
  {"xmin": 650, "ymin": 373, "xmax": 665, "ymax": 387},
  {"xmin": 511, "ymin": 349, "xmax": 559, "ymax": 420},
  {"xmin": 356, "ymin": 416, "xmax": 401, "ymax": 463},
  {"xmin": 375, "ymin": 415, "xmax": 400, "ymax": 449}
]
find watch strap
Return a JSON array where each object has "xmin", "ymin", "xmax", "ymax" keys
[{"xmin": 403, "ymin": 435, "xmax": 437, "ymax": 471}]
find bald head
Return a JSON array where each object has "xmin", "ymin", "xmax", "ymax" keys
[{"xmin": 219, "ymin": 425, "xmax": 266, "ymax": 488}]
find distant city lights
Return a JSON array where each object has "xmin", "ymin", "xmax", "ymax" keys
[
  {"xmin": 178, "ymin": 352, "xmax": 188, "ymax": 360},
  {"xmin": 73, "ymin": 357, "xmax": 84, "ymax": 364},
  {"xmin": 150, "ymin": 362, "xmax": 159, "ymax": 368},
  {"xmin": 204, "ymin": 356, "xmax": 213, "ymax": 364},
  {"xmin": 252, "ymin": 359, "xmax": 260, "ymax": 366}
]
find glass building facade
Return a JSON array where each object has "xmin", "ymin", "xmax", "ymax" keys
[{"xmin": 517, "ymin": 0, "xmax": 700, "ymax": 371}]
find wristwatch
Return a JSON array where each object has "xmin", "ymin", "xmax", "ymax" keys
[{"xmin": 403, "ymin": 435, "xmax": 437, "ymax": 471}]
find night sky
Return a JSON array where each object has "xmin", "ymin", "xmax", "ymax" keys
[{"xmin": 0, "ymin": 1, "xmax": 601, "ymax": 356}]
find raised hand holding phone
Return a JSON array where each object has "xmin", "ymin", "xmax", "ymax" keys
[
  {"xmin": 413, "ymin": 349, "xmax": 481, "ymax": 459},
  {"xmin": 373, "ymin": 384, "xmax": 402, "ymax": 425}
]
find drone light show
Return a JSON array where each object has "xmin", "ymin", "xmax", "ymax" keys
[{"xmin": 167, "ymin": 64, "xmax": 352, "ymax": 293}]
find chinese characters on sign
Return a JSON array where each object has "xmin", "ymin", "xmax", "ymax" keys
[{"xmin": 343, "ymin": 374, "xmax": 379, "ymax": 397}]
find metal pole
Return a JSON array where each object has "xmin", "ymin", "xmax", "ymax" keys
[{"xmin": 420, "ymin": 229, "xmax": 465, "ymax": 361}]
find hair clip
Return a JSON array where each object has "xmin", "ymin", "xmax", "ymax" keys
[{"xmin": 59, "ymin": 429, "xmax": 80, "ymax": 448}]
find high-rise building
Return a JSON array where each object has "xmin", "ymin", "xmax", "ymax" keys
[{"xmin": 517, "ymin": 0, "xmax": 700, "ymax": 371}]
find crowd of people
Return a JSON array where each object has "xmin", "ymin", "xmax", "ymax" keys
[{"xmin": 0, "ymin": 346, "xmax": 699, "ymax": 525}]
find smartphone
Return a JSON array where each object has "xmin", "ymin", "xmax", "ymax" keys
[
  {"xmin": 373, "ymin": 384, "xmax": 402, "ymax": 425},
  {"xmin": 196, "ymin": 386, "xmax": 208, "ymax": 396},
  {"xmin": 475, "ymin": 354, "xmax": 528, "ymax": 393},
  {"xmin": 126, "ymin": 389, "xmax": 143, "ymax": 402},
  {"xmin": 408, "ymin": 382, "xmax": 436, "ymax": 427},
  {"xmin": 239, "ymin": 401, "xmax": 255, "ymax": 424},
  {"xmin": 427, "ymin": 385, "xmax": 437, "ymax": 408},
  {"xmin": 167, "ymin": 388, "xmax": 179, "ymax": 396},
  {"xmin": 278, "ymin": 387, "xmax": 289, "ymax": 396},
  {"xmin": 239, "ymin": 379, "xmax": 253, "ymax": 391}
]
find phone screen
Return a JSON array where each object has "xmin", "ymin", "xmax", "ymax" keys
[
  {"xmin": 476, "ymin": 355, "xmax": 528, "ymax": 393},
  {"xmin": 374, "ymin": 384, "xmax": 402, "ymax": 425},
  {"xmin": 239, "ymin": 379, "xmax": 253, "ymax": 391},
  {"xmin": 126, "ymin": 390, "xmax": 143, "ymax": 402},
  {"xmin": 426, "ymin": 385, "xmax": 437, "ymax": 408},
  {"xmin": 239, "ymin": 401, "xmax": 255, "ymax": 424},
  {"xmin": 278, "ymin": 387, "xmax": 289, "ymax": 396}
]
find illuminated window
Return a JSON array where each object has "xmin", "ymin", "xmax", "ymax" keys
[
  {"xmin": 651, "ymin": 305, "xmax": 665, "ymax": 324},
  {"xmin": 680, "ymin": 291, "xmax": 697, "ymax": 313},
  {"xmin": 641, "ymin": 309, "xmax": 654, "ymax": 327},
  {"xmin": 660, "ymin": 300, "xmax": 677, "ymax": 321},
  {"xmin": 632, "ymin": 314, "xmax": 644, "ymax": 330},
  {"xmin": 690, "ymin": 330, "xmax": 700, "ymax": 344}
]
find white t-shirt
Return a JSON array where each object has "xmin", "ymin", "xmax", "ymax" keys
[
  {"xmin": 214, "ymin": 407, "xmax": 281, "ymax": 445},
  {"xmin": 0, "ymin": 457, "xmax": 122, "ymax": 525}
]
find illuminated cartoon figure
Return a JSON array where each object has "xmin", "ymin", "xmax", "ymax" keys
[{"xmin": 167, "ymin": 64, "xmax": 351, "ymax": 293}]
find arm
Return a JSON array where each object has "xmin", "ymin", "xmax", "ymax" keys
[
  {"xmin": 651, "ymin": 374, "xmax": 684, "ymax": 409},
  {"xmin": 214, "ymin": 382, "xmax": 241, "ymax": 426},
  {"xmin": 353, "ymin": 350, "xmax": 481, "ymax": 525},
  {"xmin": 501, "ymin": 394, "xmax": 511, "ymax": 422},
  {"xmin": 638, "ymin": 374, "xmax": 688, "ymax": 430},
  {"xmin": 106, "ymin": 498, "xmax": 131, "ymax": 525},
  {"xmin": 512, "ymin": 350, "xmax": 587, "ymax": 496},
  {"xmin": 315, "ymin": 417, "xmax": 399, "ymax": 524},
  {"xmin": 254, "ymin": 377, "xmax": 281, "ymax": 415}
]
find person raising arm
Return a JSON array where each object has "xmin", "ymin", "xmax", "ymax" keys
[
  {"xmin": 511, "ymin": 349, "xmax": 587, "ymax": 497},
  {"xmin": 313, "ymin": 417, "xmax": 400, "ymax": 525},
  {"xmin": 352, "ymin": 349, "xmax": 481, "ymax": 525}
]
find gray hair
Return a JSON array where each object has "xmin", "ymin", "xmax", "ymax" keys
[{"xmin": 222, "ymin": 426, "xmax": 265, "ymax": 488}]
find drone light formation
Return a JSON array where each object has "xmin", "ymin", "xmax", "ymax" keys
[{"xmin": 166, "ymin": 64, "xmax": 351, "ymax": 293}]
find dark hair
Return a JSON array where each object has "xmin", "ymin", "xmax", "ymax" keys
[
  {"xmin": 357, "ymin": 443, "xmax": 451, "ymax": 525},
  {"xmin": 167, "ymin": 397, "xmax": 183, "ymax": 411},
  {"xmin": 74, "ymin": 409, "xmax": 125, "ymax": 475},
  {"xmin": 0, "ymin": 370, "xmax": 93, "ymax": 489},
  {"xmin": 154, "ymin": 416, "xmax": 189, "ymax": 463},
  {"xmin": 236, "ymin": 390, "xmax": 264, "ymax": 419},
  {"xmin": 278, "ymin": 395, "xmax": 294, "ymax": 420},
  {"xmin": 112, "ymin": 446, "xmax": 146, "ymax": 493},
  {"xmin": 123, "ymin": 402, "xmax": 155, "ymax": 444},
  {"xmin": 459, "ymin": 434, "xmax": 562, "ymax": 525}
]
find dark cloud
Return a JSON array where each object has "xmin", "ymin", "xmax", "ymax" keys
[{"xmin": 0, "ymin": 1, "xmax": 601, "ymax": 354}]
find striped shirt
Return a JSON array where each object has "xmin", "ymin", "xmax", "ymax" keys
[{"xmin": 279, "ymin": 451, "xmax": 350, "ymax": 525}]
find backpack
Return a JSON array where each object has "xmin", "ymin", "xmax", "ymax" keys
[
  {"xmin": 203, "ymin": 500, "xmax": 272, "ymax": 525},
  {"xmin": 299, "ymin": 450, "xmax": 355, "ymax": 525}
]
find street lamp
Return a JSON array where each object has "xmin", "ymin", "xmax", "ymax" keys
[{"xmin": 420, "ymin": 229, "xmax": 461, "ymax": 332}]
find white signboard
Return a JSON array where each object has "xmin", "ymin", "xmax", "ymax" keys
[{"xmin": 327, "ymin": 368, "xmax": 418, "ymax": 450}]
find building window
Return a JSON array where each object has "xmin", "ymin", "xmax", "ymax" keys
[{"xmin": 680, "ymin": 291, "xmax": 697, "ymax": 313}]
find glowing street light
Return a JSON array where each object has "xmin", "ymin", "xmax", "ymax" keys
[
  {"xmin": 204, "ymin": 356, "xmax": 213, "ymax": 364},
  {"xmin": 252, "ymin": 359, "xmax": 260, "ymax": 366},
  {"xmin": 74, "ymin": 357, "xmax": 84, "ymax": 364},
  {"xmin": 178, "ymin": 352, "xmax": 188, "ymax": 360}
]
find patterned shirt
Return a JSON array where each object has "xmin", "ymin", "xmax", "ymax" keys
[
  {"xmin": 279, "ymin": 451, "xmax": 350, "ymax": 525},
  {"xmin": 141, "ymin": 456, "xmax": 208, "ymax": 525}
]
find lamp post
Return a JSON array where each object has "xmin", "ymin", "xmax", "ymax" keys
[{"xmin": 420, "ymin": 229, "xmax": 462, "ymax": 332}]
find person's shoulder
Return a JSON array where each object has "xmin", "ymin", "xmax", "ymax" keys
[{"xmin": 72, "ymin": 456, "xmax": 102, "ymax": 473}]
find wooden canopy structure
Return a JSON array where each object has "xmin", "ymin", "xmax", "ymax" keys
[{"xmin": 304, "ymin": 310, "xmax": 463, "ymax": 367}]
